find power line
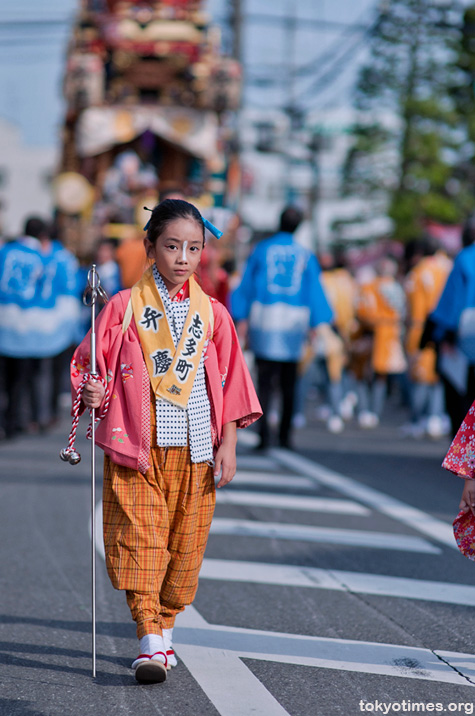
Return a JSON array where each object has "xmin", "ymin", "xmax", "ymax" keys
[
  {"xmin": 242, "ymin": 12, "xmax": 370, "ymax": 32},
  {"xmin": 244, "ymin": 6, "xmax": 375, "ymax": 88},
  {"xmin": 0, "ymin": 18, "xmax": 72, "ymax": 27},
  {"xmin": 0, "ymin": 34, "xmax": 68, "ymax": 43},
  {"xmin": 295, "ymin": 24, "xmax": 375, "ymax": 107},
  {"xmin": 241, "ymin": 6, "xmax": 377, "ymax": 111}
]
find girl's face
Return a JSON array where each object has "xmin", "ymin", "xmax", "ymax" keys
[{"xmin": 144, "ymin": 218, "xmax": 203, "ymax": 298}]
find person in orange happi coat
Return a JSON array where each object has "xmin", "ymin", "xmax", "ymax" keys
[
  {"xmin": 404, "ymin": 237, "xmax": 452, "ymax": 438},
  {"xmin": 356, "ymin": 256, "xmax": 407, "ymax": 427},
  {"xmin": 314, "ymin": 251, "xmax": 358, "ymax": 432}
]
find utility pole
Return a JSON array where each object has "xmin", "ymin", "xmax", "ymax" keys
[
  {"xmin": 228, "ymin": 0, "xmax": 245, "ymax": 253},
  {"xmin": 284, "ymin": 1, "xmax": 297, "ymax": 203},
  {"xmin": 229, "ymin": 0, "xmax": 243, "ymax": 66},
  {"xmin": 308, "ymin": 130, "xmax": 322, "ymax": 253}
]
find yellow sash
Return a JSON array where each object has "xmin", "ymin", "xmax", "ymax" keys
[{"xmin": 131, "ymin": 267, "xmax": 211, "ymax": 409}]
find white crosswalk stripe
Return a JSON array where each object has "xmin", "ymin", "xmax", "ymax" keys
[
  {"xmin": 232, "ymin": 454, "xmax": 280, "ymax": 472},
  {"xmin": 230, "ymin": 470, "xmax": 315, "ymax": 489},
  {"xmin": 199, "ymin": 558, "xmax": 475, "ymax": 607},
  {"xmin": 231, "ymin": 468, "xmax": 315, "ymax": 491},
  {"xmin": 210, "ymin": 517, "xmax": 440, "ymax": 552},
  {"xmin": 174, "ymin": 607, "xmax": 475, "ymax": 687},
  {"xmin": 271, "ymin": 448, "xmax": 457, "ymax": 550},
  {"xmin": 217, "ymin": 489, "xmax": 370, "ymax": 514}
]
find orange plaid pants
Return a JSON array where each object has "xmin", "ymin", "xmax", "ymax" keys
[{"xmin": 103, "ymin": 443, "xmax": 215, "ymax": 638}]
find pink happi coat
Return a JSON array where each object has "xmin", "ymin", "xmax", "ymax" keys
[{"xmin": 71, "ymin": 289, "xmax": 262, "ymax": 473}]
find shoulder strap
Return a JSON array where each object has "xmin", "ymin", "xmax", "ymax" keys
[
  {"xmin": 122, "ymin": 297, "xmax": 133, "ymax": 334},
  {"xmin": 208, "ymin": 298, "xmax": 214, "ymax": 340}
]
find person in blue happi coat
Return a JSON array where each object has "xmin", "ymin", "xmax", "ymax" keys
[
  {"xmin": 0, "ymin": 217, "xmax": 80, "ymax": 436},
  {"xmin": 426, "ymin": 216, "xmax": 475, "ymax": 435},
  {"xmin": 231, "ymin": 206, "xmax": 333, "ymax": 449}
]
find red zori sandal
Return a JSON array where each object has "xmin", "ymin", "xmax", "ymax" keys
[{"xmin": 132, "ymin": 652, "xmax": 168, "ymax": 684}]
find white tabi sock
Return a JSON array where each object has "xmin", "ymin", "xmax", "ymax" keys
[
  {"xmin": 138, "ymin": 634, "xmax": 166, "ymax": 665},
  {"xmin": 162, "ymin": 628, "xmax": 178, "ymax": 668}
]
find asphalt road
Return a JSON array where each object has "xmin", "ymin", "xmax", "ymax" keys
[{"xmin": 1, "ymin": 398, "xmax": 475, "ymax": 716}]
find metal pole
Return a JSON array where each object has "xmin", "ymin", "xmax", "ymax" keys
[
  {"xmin": 60, "ymin": 264, "xmax": 108, "ymax": 677},
  {"xmin": 88, "ymin": 264, "xmax": 98, "ymax": 679}
]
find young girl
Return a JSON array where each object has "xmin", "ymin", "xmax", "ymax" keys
[{"xmin": 72, "ymin": 199, "xmax": 261, "ymax": 684}]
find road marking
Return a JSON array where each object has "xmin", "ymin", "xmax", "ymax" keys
[
  {"xmin": 200, "ymin": 558, "xmax": 475, "ymax": 607},
  {"xmin": 176, "ymin": 607, "xmax": 290, "ymax": 715},
  {"xmin": 232, "ymin": 471, "xmax": 315, "ymax": 489},
  {"xmin": 237, "ymin": 430, "xmax": 260, "ymax": 447},
  {"xmin": 176, "ymin": 645, "xmax": 290, "ymax": 716},
  {"xmin": 217, "ymin": 489, "xmax": 369, "ymax": 515},
  {"xmin": 235, "ymin": 455, "xmax": 280, "ymax": 471},
  {"xmin": 271, "ymin": 448, "xmax": 457, "ymax": 550},
  {"xmin": 210, "ymin": 517, "xmax": 440, "ymax": 553},
  {"xmin": 174, "ymin": 607, "xmax": 475, "ymax": 687},
  {"xmin": 92, "ymin": 499, "xmax": 470, "ymax": 716}
]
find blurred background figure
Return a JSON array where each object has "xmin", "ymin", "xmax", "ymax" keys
[
  {"xmin": 0, "ymin": 216, "xmax": 80, "ymax": 437},
  {"xmin": 315, "ymin": 249, "xmax": 358, "ymax": 433},
  {"xmin": 196, "ymin": 243, "xmax": 230, "ymax": 307},
  {"xmin": 428, "ymin": 215, "xmax": 475, "ymax": 436},
  {"xmin": 403, "ymin": 236, "xmax": 452, "ymax": 438},
  {"xmin": 231, "ymin": 205, "xmax": 333, "ymax": 450},
  {"xmin": 102, "ymin": 149, "xmax": 158, "ymax": 225},
  {"xmin": 355, "ymin": 255, "xmax": 407, "ymax": 427},
  {"xmin": 95, "ymin": 238, "xmax": 122, "ymax": 298},
  {"xmin": 77, "ymin": 237, "xmax": 122, "ymax": 340}
]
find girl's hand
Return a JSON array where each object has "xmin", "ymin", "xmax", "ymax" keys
[
  {"xmin": 459, "ymin": 478, "xmax": 475, "ymax": 517},
  {"xmin": 214, "ymin": 422, "xmax": 237, "ymax": 488},
  {"xmin": 82, "ymin": 378, "xmax": 105, "ymax": 409}
]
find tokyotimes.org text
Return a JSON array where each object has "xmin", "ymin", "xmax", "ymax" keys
[{"xmin": 359, "ymin": 701, "xmax": 474, "ymax": 714}]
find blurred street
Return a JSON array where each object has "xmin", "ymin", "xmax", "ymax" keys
[{"xmin": 2, "ymin": 394, "xmax": 475, "ymax": 716}]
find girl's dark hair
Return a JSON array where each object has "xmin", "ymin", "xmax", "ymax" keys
[{"xmin": 146, "ymin": 199, "xmax": 205, "ymax": 244}]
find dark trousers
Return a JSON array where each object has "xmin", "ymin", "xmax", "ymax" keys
[
  {"xmin": 0, "ymin": 356, "xmax": 42, "ymax": 435},
  {"xmin": 442, "ymin": 366, "xmax": 475, "ymax": 438},
  {"xmin": 256, "ymin": 358, "xmax": 298, "ymax": 447}
]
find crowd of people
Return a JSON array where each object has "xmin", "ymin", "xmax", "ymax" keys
[
  {"xmin": 1, "ymin": 202, "xmax": 474, "ymax": 451},
  {"xmin": 229, "ymin": 207, "xmax": 475, "ymax": 449}
]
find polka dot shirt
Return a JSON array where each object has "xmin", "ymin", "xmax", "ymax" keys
[{"xmin": 153, "ymin": 266, "xmax": 213, "ymax": 463}]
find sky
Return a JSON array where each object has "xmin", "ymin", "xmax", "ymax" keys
[{"xmin": 0, "ymin": 0, "xmax": 425, "ymax": 149}]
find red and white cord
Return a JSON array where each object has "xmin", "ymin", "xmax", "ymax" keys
[{"xmin": 65, "ymin": 373, "xmax": 110, "ymax": 455}]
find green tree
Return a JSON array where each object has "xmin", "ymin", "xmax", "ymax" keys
[
  {"xmin": 343, "ymin": 0, "xmax": 472, "ymax": 241},
  {"xmin": 450, "ymin": 6, "xmax": 475, "ymax": 187}
]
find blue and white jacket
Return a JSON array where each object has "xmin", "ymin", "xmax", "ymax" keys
[
  {"xmin": 231, "ymin": 232, "xmax": 333, "ymax": 361},
  {"xmin": 431, "ymin": 243, "xmax": 475, "ymax": 336},
  {"xmin": 0, "ymin": 237, "xmax": 80, "ymax": 358}
]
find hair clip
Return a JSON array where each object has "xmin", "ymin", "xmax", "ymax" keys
[
  {"xmin": 143, "ymin": 206, "xmax": 153, "ymax": 232},
  {"xmin": 202, "ymin": 217, "xmax": 223, "ymax": 239}
]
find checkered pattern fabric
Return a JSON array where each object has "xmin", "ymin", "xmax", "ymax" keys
[{"xmin": 103, "ymin": 399, "xmax": 216, "ymax": 637}]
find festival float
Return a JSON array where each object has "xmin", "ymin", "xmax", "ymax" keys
[{"xmin": 54, "ymin": 0, "xmax": 241, "ymax": 284}]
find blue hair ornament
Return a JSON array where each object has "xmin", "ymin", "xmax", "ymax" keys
[
  {"xmin": 143, "ymin": 206, "xmax": 152, "ymax": 232},
  {"xmin": 202, "ymin": 217, "xmax": 223, "ymax": 239}
]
